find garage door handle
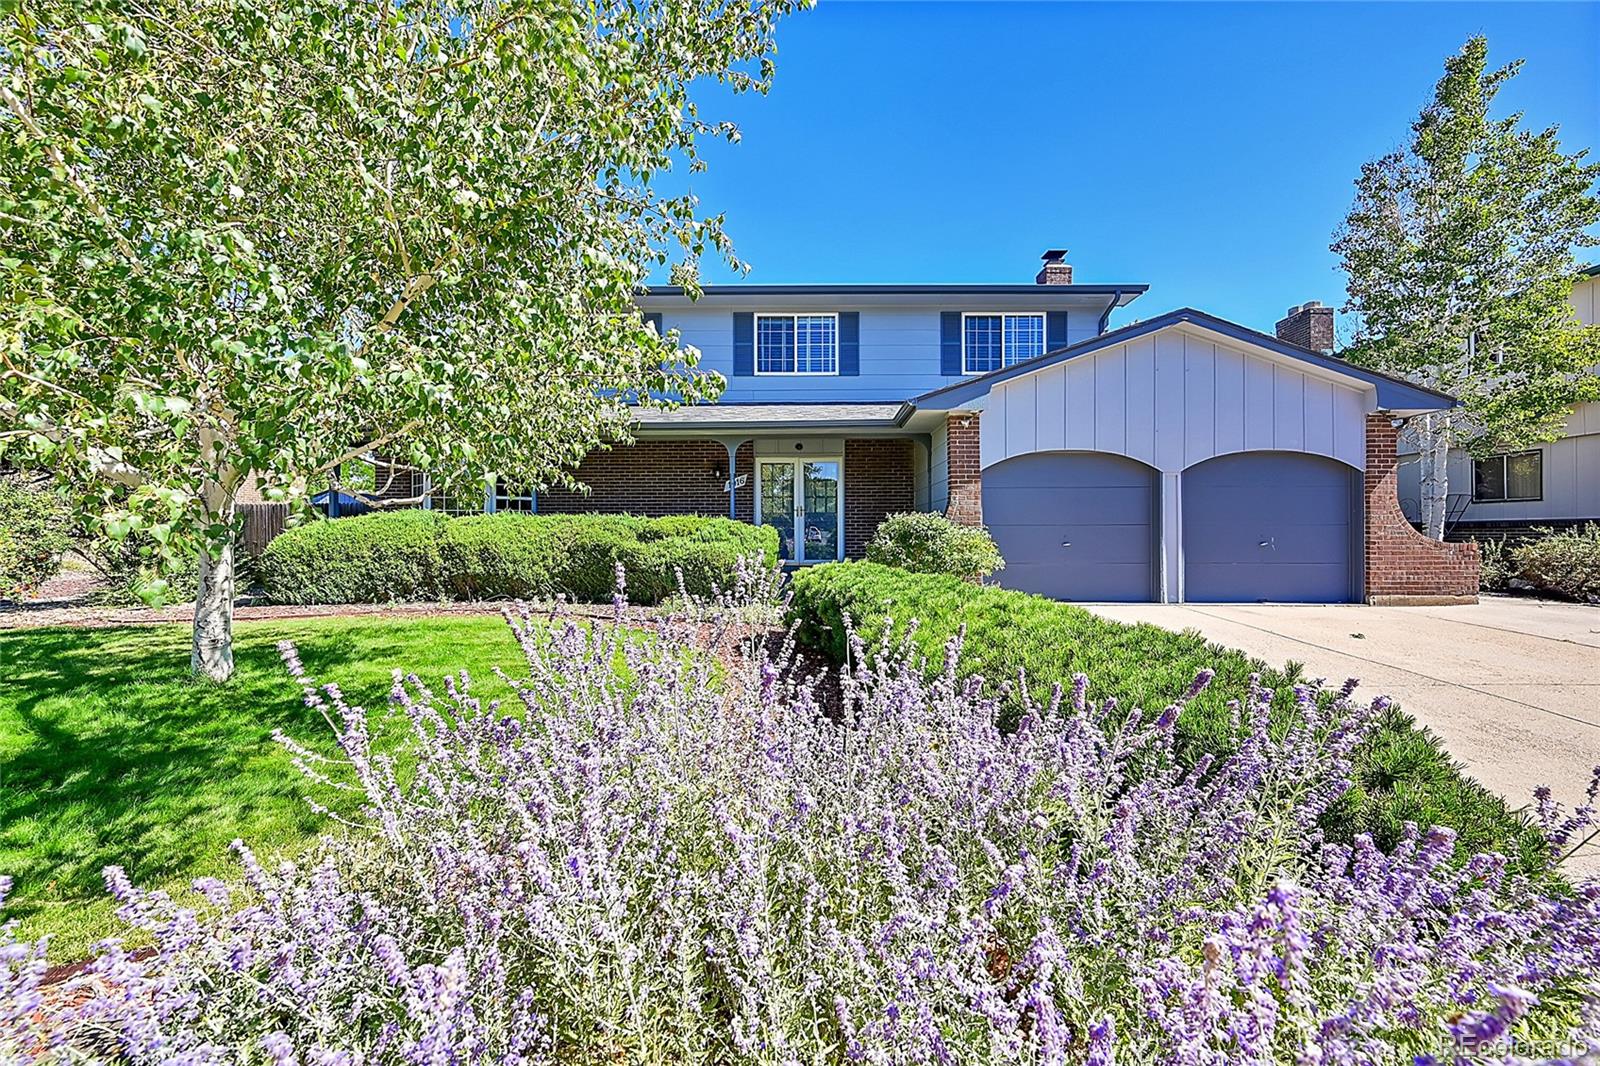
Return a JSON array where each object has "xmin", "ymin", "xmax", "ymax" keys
[
  {"xmin": 1061, "ymin": 541, "xmax": 1072, "ymax": 548},
  {"xmin": 1259, "ymin": 538, "xmax": 1275, "ymax": 549}
]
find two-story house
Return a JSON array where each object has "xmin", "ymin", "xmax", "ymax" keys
[
  {"xmin": 1397, "ymin": 264, "xmax": 1600, "ymax": 538},
  {"xmin": 384, "ymin": 251, "xmax": 1473, "ymax": 605}
]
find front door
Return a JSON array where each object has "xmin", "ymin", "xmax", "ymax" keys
[{"xmin": 758, "ymin": 459, "xmax": 842, "ymax": 563}]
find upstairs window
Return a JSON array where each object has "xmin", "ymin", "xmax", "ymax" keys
[
  {"xmin": 756, "ymin": 313, "xmax": 838, "ymax": 374},
  {"xmin": 1473, "ymin": 450, "xmax": 1542, "ymax": 503},
  {"xmin": 963, "ymin": 312, "xmax": 1045, "ymax": 374}
]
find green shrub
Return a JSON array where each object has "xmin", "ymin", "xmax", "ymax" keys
[
  {"xmin": 1511, "ymin": 524, "xmax": 1600, "ymax": 601},
  {"xmin": 1475, "ymin": 535, "xmax": 1513, "ymax": 591},
  {"xmin": 261, "ymin": 511, "xmax": 778, "ymax": 606},
  {"xmin": 259, "ymin": 510, "xmax": 448, "ymax": 604},
  {"xmin": 864, "ymin": 512, "xmax": 1004, "ymax": 580},
  {"xmin": 787, "ymin": 561, "xmax": 1546, "ymax": 873},
  {"xmin": 0, "ymin": 475, "xmax": 72, "ymax": 599}
]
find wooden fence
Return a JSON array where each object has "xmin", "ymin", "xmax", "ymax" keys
[{"xmin": 237, "ymin": 502, "xmax": 289, "ymax": 557}]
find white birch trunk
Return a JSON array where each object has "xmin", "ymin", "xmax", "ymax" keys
[
  {"xmin": 1416, "ymin": 412, "xmax": 1452, "ymax": 541},
  {"xmin": 191, "ymin": 501, "xmax": 237, "ymax": 682}
]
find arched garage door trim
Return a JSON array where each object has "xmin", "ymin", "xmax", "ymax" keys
[
  {"xmin": 1180, "ymin": 450, "xmax": 1361, "ymax": 604},
  {"xmin": 983, "ymin": 451, "xmax": 1160, "ymax": 602}
]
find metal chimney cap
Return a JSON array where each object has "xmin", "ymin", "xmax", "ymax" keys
[{"xmin": 1041, "ymin": 249, "xmax": 1069, "ymax": 262}]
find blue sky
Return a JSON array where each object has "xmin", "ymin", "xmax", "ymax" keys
[{"xmin": 670, "ymin": 1, "xmax": 1600, "ymax": 336}]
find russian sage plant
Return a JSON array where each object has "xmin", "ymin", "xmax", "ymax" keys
[{"xmin": 9, "ymin": 592, "xmax": 1600, "ymax": 1064}]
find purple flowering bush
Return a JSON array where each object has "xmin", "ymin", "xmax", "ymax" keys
[{"xmin": 9, "ymin": 590, "xmax": 1600, "ymax": 1063}]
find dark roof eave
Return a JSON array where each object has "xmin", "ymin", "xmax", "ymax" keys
[
  {"xmin": 910, "ymin": 307, "xmax": 1459, "ymax": 412},
  {"xmin": 636, "ymin": 417, "xmax": 908, "ymax": 432},
  {"xmin": 637, "ymin": 283, "xmax": 1150, "ymax": 299}
]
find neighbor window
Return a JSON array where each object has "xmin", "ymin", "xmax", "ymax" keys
[
  {"xmin": 491, "ymin": 482, "xmax": 535, "ymax": 513},
  {"xmin": 963, "ymin": 313, "xmax": 1045, "ymax": 374},
  {"xmin": 1473, "ymin": 450, "xmax": 1542, "ymax": 503},
  {"xmin": 756, "ymin": 313, "xmax": 838, "ymax": 374}
]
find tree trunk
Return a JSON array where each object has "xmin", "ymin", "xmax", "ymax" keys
[
  {"xmin": 191, "ymin": 505, "xmax": 237, "ymax": 682},
  {"xmin": 1417, "ymin": 412, "xmax": 1451, "ymax": 541}
]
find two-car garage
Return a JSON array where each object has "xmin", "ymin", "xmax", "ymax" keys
[
  {"xmin": 981, "ymin": 449, "xmax": 1359, "ymax": 603},
  {"xmin": 914, "ymin": 309, "xmax": 1459, "ymax": 605}
]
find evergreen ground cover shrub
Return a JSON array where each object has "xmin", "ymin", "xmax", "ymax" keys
[
  {"xmin": 865, "ymin": 511, "xmax": 1004, "ymax": 580},
  {"xmin": 0, "ymin": 474, "xmax": 71, "ymax": 599},
  {"xmin": 259, "ymin": 511, "xmax": 777, "ymax": 606},
  {"xmin": 12, "ymin": 590, "xmax": 1600, "ymax": 1063},
  {"xmin": 787, "ymin": 562, "xmax": 1548, "ymax": 873}
]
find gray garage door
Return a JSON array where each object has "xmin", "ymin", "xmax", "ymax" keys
[
  {"xmin": 1182, "ymin": 451, "xmax": 1358, "ymax": 603},
  {"xmin": 982, "ymin": 452, "xmax": 1158, "ymax": 602}
]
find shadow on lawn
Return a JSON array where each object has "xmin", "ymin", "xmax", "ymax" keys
[{"xmin": 0, "ymin": 623, "xmax": 455, "ymax": 919}]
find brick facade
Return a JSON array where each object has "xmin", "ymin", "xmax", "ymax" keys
[
  {"xmin": 944, "ymin": 413, "xmax": 983, "ymax": 525},
  {"xmin": 1363, "ymin": 413, "xmax": 1479, "ymax": 603},
  {"xmin": 538, "ymin": 439, "xmax": 755, "ymax": 522},
  {"xmin": 372, "ymin": 457, "xmax": 424, "ymax": 504},
  {"xmin": 843, "ymin": 438, "xmax": 916, "ymax": 558}
]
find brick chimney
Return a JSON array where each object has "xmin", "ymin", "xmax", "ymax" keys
[
  {"xmin": 1275, "ymin": 300, "xmax": 1335, "ymax": 353},
  {"xmin": 1035, "ymin": 249, "xmax": 1073, "ymax": 285}
]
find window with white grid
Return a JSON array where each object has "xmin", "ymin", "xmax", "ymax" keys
[
  {"xmin": 756, "ymin": 314, "xmax": 837, "ymax": 374},
  {"xmin": 963, "ymin": 313, "xmax": 1046, "ymax": 374},
  {"xmin": 492, "ymin": 483, "xmax": 536, "ymax": 512}
]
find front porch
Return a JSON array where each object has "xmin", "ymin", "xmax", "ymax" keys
[
  {"xmin": 540, "ymin": 434, "xmax": 921, "ymax": 561},
  {"xmin": 366, "ymin": 403, "xmax": 939, "ymax": 562}
]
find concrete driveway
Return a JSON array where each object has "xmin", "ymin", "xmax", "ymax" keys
[{"xmin": 1087, "ymin": 596, "xmax": 1600, "ymax": 875}]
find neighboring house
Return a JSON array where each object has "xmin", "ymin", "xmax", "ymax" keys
[
  {"xmin": 377, "ymin": 251, "xmax": 1476, "ymax": 605},
  {"xmin": 1396, "ymin": 263, "xmax": 1600, "ymax": 538}
]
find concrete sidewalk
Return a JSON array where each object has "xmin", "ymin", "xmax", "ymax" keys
[{"xmin": 1087, "ymin": 595, "xmax": 1600, "ymax": 876}]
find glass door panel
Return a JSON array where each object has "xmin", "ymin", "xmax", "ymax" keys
[
  {"xmin": 759, "ymin": 460, "xmax": 797, "ymax": 561},
  {"xmin": 801, "ymin": 461, "xmax": 840, "ymax": 562}
]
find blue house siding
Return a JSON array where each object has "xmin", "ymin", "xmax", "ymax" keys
[{"xmin": 654, "ymin": 303, "xmax": 1108, "ymax": 404}]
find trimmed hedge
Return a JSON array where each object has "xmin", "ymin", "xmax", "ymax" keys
[
  {"xmin": 259, "ymin": 510, "xmax": 448, "ymax": 604},
  {"xmin": 260, "ymin": 511, "xmax": 777, "ymax": 606},
  {"xmin": 788, "ymin": 562, "xmax": 1547, "ymax": 874}
]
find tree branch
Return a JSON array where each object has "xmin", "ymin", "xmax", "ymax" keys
[
  {"xmin": 0, "ymin": 85, "xmax": 144, "ymax": 272},
  {"xmin": 309, "ymin": 421, "xmax": 422, "ymax": 477}
]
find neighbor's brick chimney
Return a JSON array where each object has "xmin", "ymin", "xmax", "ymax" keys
[
  {"xmin": 1275, "ymin": 300, "xmax": 1335, "ymax": 353},
  {"xmin": 1035, "ymin": 248, "xmax": 1073, "ymax": 286}
]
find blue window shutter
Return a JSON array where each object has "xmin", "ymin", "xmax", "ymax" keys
[
  {"xmin": 732, "ymin": 312, "xmax": 754, "ymax": 376},
  {"xmin": 645, "ymin": 312, "xmax": 663, "ymax": 336},
  {"xmin": 1046, "ymin": 311, "xmax": 1068, "ymax": 352},
  {"xmin": 838, "ymin": 312, "xmax": 860, "ymax": 376},
  {"xmin": 941, "ymin": 312, "xmax": 962, "ymax": 375}
]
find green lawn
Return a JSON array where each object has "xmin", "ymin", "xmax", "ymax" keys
[{"xmin": 0, "ymin": 615, "xmax": 526, "ymax": 960}]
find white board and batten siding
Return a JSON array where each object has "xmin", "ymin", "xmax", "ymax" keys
[
  {"xmin": 972, "ymin": 324, "xmax": 1374, "ymax": 604},
  {"xmin": 975, "ymin": 325, "xmax": 1372, "ymax": 475}
]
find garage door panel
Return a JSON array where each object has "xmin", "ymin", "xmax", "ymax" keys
[
  {"xmin": 1184, "ymin": 562, "xmax": 1350, "ymax": 603},
  {"xmin": 1185, "ymin": 526, "xmax": 1350, "ymax": 565},
  {"xmin": 1190, "ymin": 484, "xmax": 1350, "ymax": 524},
  {"xmin": 984, "ymin": 452, "xmax": 1157, "ymax": 603},
  {"xmin": 982, "ymin": 485, "xmax": 1153, "ymax": 526},
  {"xmin": 1001, "ymin": 562, "xmax": 1156, "ymax": 603},
  {"xmin": 1183, "ymin": 451, "xmax": 1356, "ymax": 603},
  {"xmin": 993, "ymin": 521, "xmax": 1156, "ymax": 565},
  {"xmin": 983, "ymin": 453, "xmax": 1149, "ymax": 491}
]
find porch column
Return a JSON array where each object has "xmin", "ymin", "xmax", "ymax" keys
[{"xmin": 721, "ymin": 438, "xmax": 751, "ymax": 520}]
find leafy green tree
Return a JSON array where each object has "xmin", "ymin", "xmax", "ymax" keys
[
  {"xmin": 1333, "ymin": 35, "xmax": 1600, "ymax": 539},
  {"xmin": 0, "ymin": 0, "xmax": 800, "ymax": 678}
]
